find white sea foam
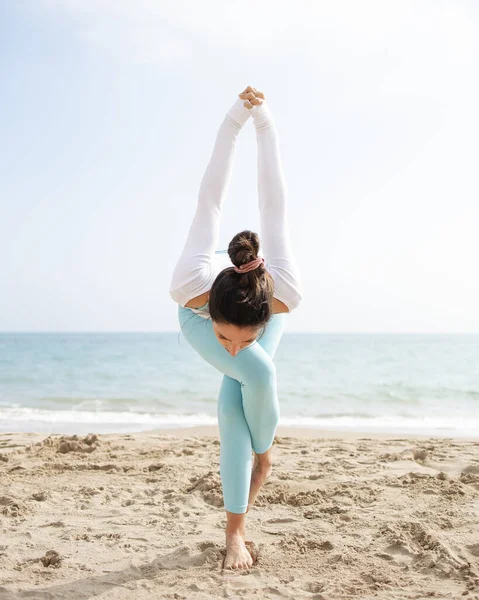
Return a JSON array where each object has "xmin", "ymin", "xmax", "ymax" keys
[{"xmin": 1, "ymin": 406, "xmax": 478, "ymax": 437}]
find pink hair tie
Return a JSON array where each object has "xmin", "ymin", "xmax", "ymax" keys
[{"xmin": 233, "ymin": 257, "xmax": 265, "ymax": 274}]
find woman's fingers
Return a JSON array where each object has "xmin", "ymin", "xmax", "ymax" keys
[
  {"xmin": 238, "ymin": 87, "xmax": 265, "ymax": 110},
  {"xmin": 239, "ymin": 87, "xmax": 265, "ymax": 100},
  {"xmin": 241, "ymin": 98, "xmax": 263, "ymax": 109},
  {"xmin": 239, "ymin": 91, "xmax": 255, "ymax": 100},
  {"xmin": 239, "ymin": 94, "xmax": 252, "ymax": 109}
]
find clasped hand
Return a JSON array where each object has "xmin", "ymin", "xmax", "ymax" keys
[{"xmin": 238, "ymin": 85, "xmax": 265, "ymax": 109}]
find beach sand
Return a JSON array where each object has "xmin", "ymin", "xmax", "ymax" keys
[{"xmin": 1, "ymin": 426, "xmax": 478, "ymax": 599}]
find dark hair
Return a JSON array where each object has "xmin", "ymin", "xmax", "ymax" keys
[{"xmin": 208, "ymin": 230, "xmax": 274, "ymax": 334}]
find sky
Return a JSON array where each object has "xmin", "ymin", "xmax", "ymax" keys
[{"xmin": 1, "ymin": 0, "xmax": 478, "ymax": 333}]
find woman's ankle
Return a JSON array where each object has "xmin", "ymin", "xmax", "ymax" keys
[
  {"xmin": 226, "ymin": 528, "xmax": 246, "ymax": 540},
  {"xmin": 225, "ymin": 509, "xmax": 246, "ymax": 538}
]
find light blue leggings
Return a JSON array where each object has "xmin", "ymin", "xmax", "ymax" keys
[{"xmin": 178, "ymin": 303, "xmax": 286, "ymax": 514}]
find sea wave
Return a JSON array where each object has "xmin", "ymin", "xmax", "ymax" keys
[{"xmin": 1, "ymin": 406, "xmax": 478, "ymax": 437}]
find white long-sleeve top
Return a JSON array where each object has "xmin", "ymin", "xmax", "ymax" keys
[{"xmin": 169, "ymin": 97, "xmax": 303, "ymax": 318}]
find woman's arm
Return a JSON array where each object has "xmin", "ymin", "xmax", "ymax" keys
[
  {"xmin": 169, "ymin": 97, "xmax": 251, "ymax": 307},
  {"xmin": 250, "ymin": 95, "xmax": 304, "ymax": 312}
]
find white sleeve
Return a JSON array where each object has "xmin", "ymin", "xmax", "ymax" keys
[
  {"xmin": 169, "ymin": 98, "xmax": 251, "ymax": 308},
  {"xmin": 250, "ymin": 100, "xmax": 304, "ymax": 312}
]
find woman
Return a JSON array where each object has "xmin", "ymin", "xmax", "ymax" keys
[{"xmin": 169, "ymin": 86, "xmax": 303, "ymax": 570}]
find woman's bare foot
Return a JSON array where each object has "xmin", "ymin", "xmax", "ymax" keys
[
  {"xmin": 224, "ymin": 531, "xmax": 254, "ymax": 570},
  {"xmin": 239, "ymin": 85, "xmax": 265, "ymax": 109},
  {"xmin": 246, "ymin": 450, "xmax": 273, "ymax": 513},
  {"xmin": 223, "ymin": 511, "xmax": 254, "ymax": 570}
]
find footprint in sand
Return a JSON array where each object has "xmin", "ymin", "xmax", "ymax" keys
[{"xmin": 143, "ymin": 542, "xmax": 234, "ymax": 571}]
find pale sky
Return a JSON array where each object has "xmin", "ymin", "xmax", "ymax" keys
[{"xmin": 1, "ymin": 1, "xmax": 478, "ymax": 333}]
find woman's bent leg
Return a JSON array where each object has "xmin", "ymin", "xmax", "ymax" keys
[
  {"xmin": 179, "ymin": 306, "xmax": 286, "ymax": 455},
  {"xmin": 239, "ymin": 315, "xmax": 285, "ymax": 454},
  {"xmin": 179, "ymin": 306, "xmax": 286, "ymax": 511}
]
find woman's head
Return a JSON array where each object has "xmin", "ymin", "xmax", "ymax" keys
[{"xmin": 209, "ymin": 230, "xmax": 274, "ymax": 355}]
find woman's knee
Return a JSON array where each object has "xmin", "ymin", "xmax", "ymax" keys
[{"xmin": 241, "ymin": 353, "xmax": 277, "ymax": 392}]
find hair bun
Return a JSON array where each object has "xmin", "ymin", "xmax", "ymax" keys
[{"xmin": 228, "ymin": 230, "xmax": 260, "ymax": 271}]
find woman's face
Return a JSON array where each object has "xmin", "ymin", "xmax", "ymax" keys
[{"xmin": 213, "ymin": 321, "xmax": 261, "ymax": 356}]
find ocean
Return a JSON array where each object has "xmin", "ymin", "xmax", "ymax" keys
[{"xmin": 0, "ymin": 333, "xmax": 478, "ymax": 437}]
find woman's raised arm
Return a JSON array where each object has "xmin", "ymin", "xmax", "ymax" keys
[
  {"xmin": 169, "ymin": 95, "xmax": 251, "ymax": 307},
  {"xmin": 250, "ymin": 94, "xmax": 303, "ymax": 312}
]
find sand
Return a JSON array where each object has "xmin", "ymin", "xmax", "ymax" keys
[{"xmin": 1, "ymin": 425, "xmax": 478, "ymax": 599}]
